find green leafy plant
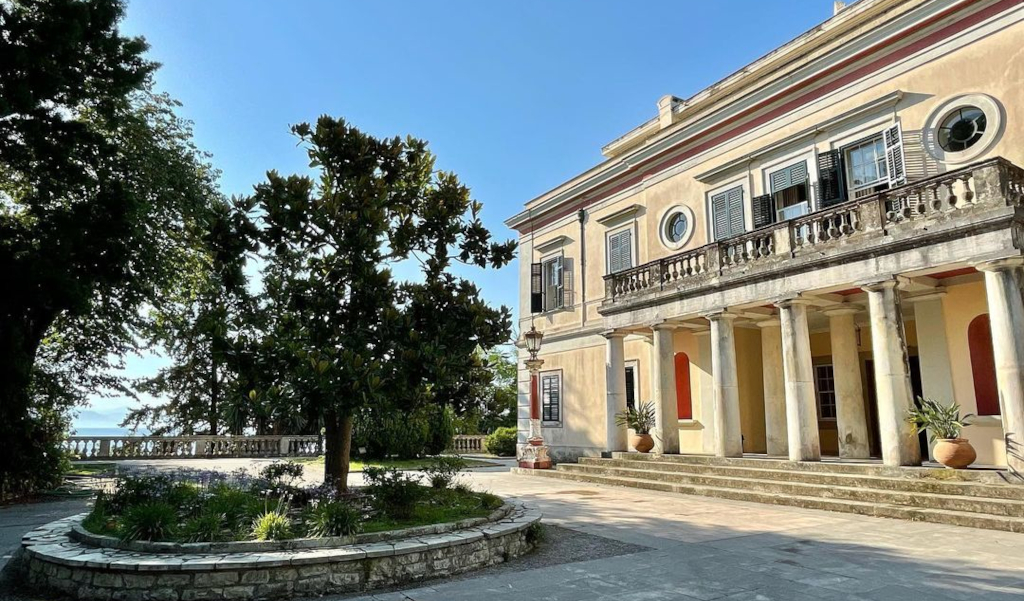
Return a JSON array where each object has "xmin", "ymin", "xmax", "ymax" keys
[
  {"xmin": 478, "ymin": 492, "xmax": 504, "ymax": 511},
  {"xmin": 304, "ymin": 501, "xmax": 362, "ymax": 538},
  {"xmin": 908, "ymin": 398, "xmax": 974, "ymax": 441},
  {"xmin": 179, "ymin": 512, "xmax": 225, "ymax": 543},
  {"xmin": 364, "ymin": 467, "xmax": 424, "ymax": 520},
  {"xmin": 260, "ymin": 461, "xmax": 305, "ymax": 484},
  {"xmin": 422, "ymin": 456, "xmax": 466, "ymax": 489},
  {"xmin": 251, "ymin": 510, "xmax": 293, "ymax": 541},
  {"xmin": 485, "ymin": 427, "xmax": 517, "ymax": 457},
  {"xmin": 616, "ymin": 401, "xmax": 657, "ymax": 435},
  {"xmin": 119, "ymin": 501, "xmax": 178, "ymax": 542}
]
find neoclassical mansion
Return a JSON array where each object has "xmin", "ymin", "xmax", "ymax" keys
[{"xmin": 506, "ymin": 0, "xmax": 1024, "ymax": 474}]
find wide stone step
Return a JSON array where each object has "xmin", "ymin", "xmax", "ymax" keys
[
  {"xmin": 612, "ymin": 452, "xmax": 1015, "ymax": 484},
  {"xmin": 559, "ymin": 463, "xmax": 1024, "ymax": 517},
  {"xmin": 578, "ymin": 457, "xmax": 1024, "ymax": 500},
  {"xmin": 512, "ymin": 467, "xmax": 1024, "ymax": 533}
]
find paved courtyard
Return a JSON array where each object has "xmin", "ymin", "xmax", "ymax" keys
[{"xmin": 3, "ymin": 460, "xmax": 1024, "ymax": 600}]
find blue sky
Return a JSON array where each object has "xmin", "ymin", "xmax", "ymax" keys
[{"xmin": 83, "ymin": 0, "xmax": 838, "ymax": 427}]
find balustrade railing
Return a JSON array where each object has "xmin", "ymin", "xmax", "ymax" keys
[
  {"xmin": 65, "ymin": 435, "xmax": 323, "ymax": 460},
  {"xmin": 450, "ymin": 434, "xmax": 488, "ymax": 454},
  {"xmin": 603, "ymin": 157, "xmax": 1024, "ymax": 302}
]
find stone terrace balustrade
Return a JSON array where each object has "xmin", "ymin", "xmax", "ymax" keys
[
  {"xmin": 602, "ymin": 157, "xmax": 1024, "ymax": 309},
  {"xmin": 64, "ymin": 434, "xmax": 323, "ymax": 460}
]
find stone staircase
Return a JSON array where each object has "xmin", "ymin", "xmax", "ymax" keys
[{"xmin": 512, "ymin": 452, "xmax": 1024, "ymax": 532}]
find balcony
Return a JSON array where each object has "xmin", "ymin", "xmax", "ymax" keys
[{"xmin": 601, "ymin": 157, "xmax": 1024, "ymax": 313}]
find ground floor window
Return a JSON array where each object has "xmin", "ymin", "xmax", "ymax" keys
[
  {"xmin": 624, "ymin": 364, "xmax": 637, "ymax": 411},
  {"xmin": 541, "ymin": 371, "xmax": 561, "ymax": 423},
  {"xmin": 815, "ymin": 364, "xmax": 837, "ymax": 419}
]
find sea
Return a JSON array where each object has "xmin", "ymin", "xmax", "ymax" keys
[{"xmin": 72, "ymin": 427, "xmax": 148, "ymax": 437}]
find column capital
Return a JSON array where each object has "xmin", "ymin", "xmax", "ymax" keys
[
  {"xmin": 975, "ymin": 256, "xmax": 1024, "ymax": 273},
  {"xmin": 755, "ymin": 318, "xmax": 782, "ymax": 328},
  {"xmin": 602, "ymin": 329, "xmax": 629, "ymax": 339},
  {"xmin": 821, "ymin": 306, "xmax": 860, "ymax": 317},
  {"xmin": 524, "ymin": 358, "xmax": 545, "ymax": 373},
  {"xmin": 903, "ymin": 289, "xmax": 948, "ymax": 304},
  {"xmin": 774, "ymin": 297, "xmax": 815, "ymax": 309},
  {"xmin": 650, "ymin": 320, "xmax": 679, "ymax": 332},
  {"xmin": 702, "ymin": 310, "xmax": 739, "ymax": 322},
  {"xmin": 857, "ymin": 276, "xmax": 900, "ymax": 292}
]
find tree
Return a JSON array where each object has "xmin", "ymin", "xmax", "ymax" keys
[
  {"xmin": 253, "ymin": 116, "xmax": 514, "ymax": 491},
  {"xmin": 1, "ymin": 0, "xmax": 220, "ymax": 497}
]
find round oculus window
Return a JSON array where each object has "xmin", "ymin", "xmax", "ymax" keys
[
  {"xmin": 666, "ymin": 212, "xmax": 689, "ymax": 243},
  {"xmin": 938, "ymin": 106, "xmax": 987, "ymax": 153}
]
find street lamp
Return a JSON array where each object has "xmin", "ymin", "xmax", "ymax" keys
[{"xmin": 519, "ymin": 325, "xmax": 551, "ymax": 469}]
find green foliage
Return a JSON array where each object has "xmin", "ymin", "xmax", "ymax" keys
[
  {"xmin": 179, "ymin": 513, "xmax": 225, "ymax": 543},
  {"xmin": 250, "ymin": 510, "xmax": 293, "ymax": 541},
  {"xmin": 260, "ymin": 461, "xmax": 305, "ymax": 484},
  {"xmin": 908, "ymin": 397, "xmax": 974, "ymax": 441},
  {"xmin": 119, "ymin": 501, "xmax": 178, "ymax": 542},
  {"xmin": 364, "ymin": 467, "xmax": 424, "ymax": 520},
  {"xmin": 616, "ymin": 401, "xmax": 657, "ymax": 435},
  {"xmin": 525, "ymin": 522, "xmax": 544, "ymax": 546},
  {"xmin": 423, "ymin": 405, "xmax": 457, "ymax": 456},
  {"xmin": 205, "ymin": 484, "xmax": 260, "ymax": 531},
  {"xmin": 485, "ymin": 427, "xmax": 518, "ymax": 457},
  {"xmin": 304, "ymin": 502, "xmax": 362, "ymax": 538},
  {"xmin": 422, "ymin": 456, "xmax": 466, "ymax": 489},
  {"xmin": 454, "ymin": 347, "xmax": 518, "ymax": 435},
  {"xmin": 478, "ymin": 492, "xmax": 504, "ymax": 511}
]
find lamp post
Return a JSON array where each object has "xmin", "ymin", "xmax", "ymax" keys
[{"xmin": 519, "ymin": 325, "xmax": 552, "ymax": 469}]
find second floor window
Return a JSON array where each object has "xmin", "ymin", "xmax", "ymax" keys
[
  {"xmin": 845, "ymin": 136, "xmax": 888, "ymax": 197},
  {"xmin": 607, "ymin": 229, "xmax": 633, "ymax": 273},
  {"xmin": 711, "ymin": 186, "xmax": 745, "ymax": 240},
  {"xmin": 542, "ymin": 256, "xmax": 563, "ymax": 311}
]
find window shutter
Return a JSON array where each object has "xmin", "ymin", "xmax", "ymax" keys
[
  {"xmin": 712, "ymin": 191, "xmax": 729, "ymax": 240},
  {"xmin": 816, "ymin": 150, "xmax": 847, "ymax": 208},
  {"xmin": 554, "ymin": 255, "xmax": 564, "ymax": 309},
  {"xmin": 727, "ymin": 187, "xmax": 744, "ymax": 236},
  {"xmin": 770, "ymin": 169, "xmax": 791, "ymax": 193},
  {"xmin": 542, "ymin": 375, "xmax": 560, "ymax": 422},
  {"xmin": 608, "ymin": 230, "xmax": 632, "ymax": 273},
  {"xmin": 751, "ymin": 194, "xmax": 775, "ymax": 228},
  {"xmin": 530, "ymin": 263, "xmax": 542, "ymax": 313},
  {"xmin": 884, "ymin": 122, "xmax": 906, "ymax": 187},
  {"xmin": 619, "ymin": 231, "xmax": 632, "ymax": 271},
  {"xmin": 561, "ymin": 257, "xmax": 573, "ymax": 309}
]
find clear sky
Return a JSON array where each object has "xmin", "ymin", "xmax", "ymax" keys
[{"xmin": 82, "ymin": 0, "xmax": 840, "ymax": 427}]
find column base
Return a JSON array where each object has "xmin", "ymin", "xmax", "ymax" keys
[{"xmin": 518, "ymin": 444, "xmax": 552, "ymax": 469}]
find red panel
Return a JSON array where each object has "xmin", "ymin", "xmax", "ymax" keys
[
  {"xmin": 969, "ymin": 314, "xmax": 1000, "ymax": 416},
  {"xmin": 675, "ymin": 353, "xmax": 692, "ymax": 420},
  {"xmin": 930, "ymin": 267, "xmax": 978, "ymax": 280},
  {"xmin": 834, "ymin": 288, "xmax": 863, "ymax": 296}
]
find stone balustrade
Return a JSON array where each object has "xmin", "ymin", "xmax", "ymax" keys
[
  {"xmin": 450, "ymin": 434, "xmax": 488, "ymax": 454},
  {"xmin": 603, "ymin": 157, "xmax": 1024, "ymax": 306},
  {"xmin": 64, "ymin": 435, "xmax": 322, "ymax": 460}
]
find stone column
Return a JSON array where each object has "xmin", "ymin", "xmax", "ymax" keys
[
  {"xmin": 519, "ymin": 358, "xmax": 552, "ymax": 469},
  {"xmin": 824, "ymin": 308, "xmax": 871, "ymax": 459},
  {"xmin": 777, "ymin": 299, "xmax": 821, "ymax": 462},
  {"xmin": 862, "ymin": 278, "xmax": 922, "ymax": 467},
  {"xmin": 604, "ymin": 330, "xmax": 629, "ymax": 454},
  {"xmin": 651, "ymin": 322, "xmax": 680, "ymax": 454},
  {"xmin": 706, "ymin": 311, "xmax": 743, "ymax": 457},
  {"xmin": 978, "ymin": 258, "xmax": 1024, "ymax": 477},
  {"xmin": 757, "ymin": 319, "xmax": 788, "ymax": 456},
  {"xmin": 694, "ymin": 330, "xmax": 716, "ymax": 454},
  {"xmin": 907, "ymin": 291, "xmax": 956, "ymax": 461}
]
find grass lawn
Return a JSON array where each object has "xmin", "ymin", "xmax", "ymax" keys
[
  {"xmin": 292, "ymin": 456, "xmax": 499, "ymax": 472},
  {"xmin": 67, "ymin": 462, "xmax": 118, "ymax": 477}
]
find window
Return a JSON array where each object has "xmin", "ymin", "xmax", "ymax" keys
[
  {"xmin": 542, "ymin": 256, "xmax": 563, "ymax": 312},
  {"xmin": 938, "ymin": 106, "xmax": 987, "ymax": 152},
  {"xmin": 845, "ymin": 136, "xmax": 888, "ymax": 194},
  {"xmin": 815, "ymin": 364, "xmax": 837, "ymax": 420},
  {"xmin": 607, "ymin": 229, "xmax": 633, "ymax": 274},
  {"xmin": 710, "ymin": 186, "xmax": 744, "ymax": 240},
  {"xmin": 769, "ymin": 162, "xmax": 810, "ymax": 221},
  {"xmin": 659, "ymin": 205, "xmax": 695, "ymax": 249},
  {"xmin": 541, "ymin": 372, "xmax": 561, "ymax": 423},
  {"xmin": 624, "ymin": 365, "xmax": 636, "ymax": 411},
  {"xmin": 531, "ymin": 255, "xmax": 573, "ymax": 313}
]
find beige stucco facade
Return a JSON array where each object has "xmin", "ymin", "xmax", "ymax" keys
[{"xmin": 508, "ymin": 0, "xmax": 1024, "ymax": 473}]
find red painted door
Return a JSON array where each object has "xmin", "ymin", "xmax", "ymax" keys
[{"xmin": 675, "ymin": 352, "xmax": 692, "ymax": 420}]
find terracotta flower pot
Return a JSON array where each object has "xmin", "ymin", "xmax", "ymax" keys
[
  {"xmin": 631, "ymin": 433, "xmax": 655, "ymax": 453},
  {"xmin": 932, "ymin": 438, "xmax": 977, "ymax": 469}
]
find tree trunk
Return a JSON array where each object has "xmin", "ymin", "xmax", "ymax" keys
[
  {"xmin": 324, "ymin": 413, "xmax": 354, "ymax": 494},
  {"xmin": 209, "ymin": 348, "xmax": 219, "ymax": 436}
]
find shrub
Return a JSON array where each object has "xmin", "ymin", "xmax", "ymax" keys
[
  {"xmin": 305, "ymin": 501, "xmax": 362, "ymax": 538},
  {"xmin": 179, "ymin": 512, "xmax": 224, "ymax": 543},
  {"xmin": 108, "ymin": 473, "xmax": 175, "ymax": 513},
  {"xmin": 167, "ymin": 482, "xmax": 203, "ymax": 517},
  {"xmin": 422, "ymin": 456, "xmax": 466, "ymax": 489},
  {"xmin": 423, "ymin": 405, "xmax": 456, "ymax": 456},
  {"xmin": 485, "ymin": 427, "xmax": 517, "ymax": 457},
  {"xmin": 355, "ymin": 408, "xmax": 430, "ymax": 460},
  {"xmin": 364, "ymin": 467, "xmax": 423, "ymax": 520},
  {"xmin": 260, "ymin": 461, "xmax": 304, "ymax": 484},
  {"xmin": 119, "ymin": 501, "xmax": 178, "ymax": 542},
  {"xmin": 478, "ymin": 492, "xmax": 503, "ymax": 511},
  {"xmin": 251, "ymin": 510, "xmax": 293, "ymax": 541},
  {"xmin": 206, "ymin": 484, "xmax": 262, "ymax": 531}
]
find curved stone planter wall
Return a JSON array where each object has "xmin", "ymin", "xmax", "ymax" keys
[{"xmin": 17, "ymin": 503, "xmax": 541, "ymax": 600}]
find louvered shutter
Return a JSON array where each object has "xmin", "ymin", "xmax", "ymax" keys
[
  {"xmin": 816, "ymin": 150, "xmax": 847, "ymax": 208},
  {"xmin": 884, "ymin": 122, "xmax": 906, "ymax": 187},
  {"xmin": 619, "ymin": 231, "xmax": 633, "ymax": 270},
  {"xmin": 561, "ymin": 258, "xmax": 573, "ymax": 309},
  {"xmin": 553, "ymin": 255, "xmax": 564, "ymax": 309},
  {"xmin": 542, "ymin": 375, "xmax": 560, "ymax": 422},
  {"xmin": 727, "ymin": 187, "xmax": 744, "ymax": 236},
  {"xmin": 530, "ymin": 263, "xmax": 543, "ymax": 313},
  {"xmin": 607, "ymin": 233, "xmax": 621, "ymax": 273},
  {"xmin": 752, "ymin": 194, "xmax": 775, "ymax": 228},
  {"xmin": 608, "ymin": 230, "xmax": 632, "ymax": 273},
  {"xmin": 712, "ymin": 191, "xmax": 730, "ymax": 240}
]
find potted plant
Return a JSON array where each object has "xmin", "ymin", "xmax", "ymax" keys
[
  {"xmin": 907, "ymin": 397, "xmax": 976, "ymax": 469},
  {"xmin": 616, "ymin": 401, "xmax": 657, "ymax": 453}
]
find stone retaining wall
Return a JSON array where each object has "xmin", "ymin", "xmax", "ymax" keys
[{"xmin": 17, "ymin": 504, "xmax": 541, "ymax": 600}]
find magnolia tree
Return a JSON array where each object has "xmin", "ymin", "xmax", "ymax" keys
[{"xmin": 253, "ymin": 117, "xmax": 514, "ymax": 491}]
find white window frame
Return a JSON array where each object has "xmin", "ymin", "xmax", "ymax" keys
[
  {"xmin": 624, "ymin": 359, "xmax": 640, "ymax": 411},
  {"xmin": 540, "ymin": 369, "xmax": 563, "ymax": 427},
  {"xmin": 705, "ymin": 178, "xmax": 749, "ymax": 242},
  {"xmin": 761, "ymin": 151, "xmax": 816, "ymax": 218},
  {"xmin": 842, "ymin": 134, "xmax": 889, "ymax": 197},
  {"xmin": 540, "ymin": 251, "xmax": 564, "ymax": 313},
  {"xmin": 605, "ymin": 224, "xmax": 637, "ymax": 275},
  {"xmin": 814, "ymin": 364, "xmax": 837, "ymax": 421}
]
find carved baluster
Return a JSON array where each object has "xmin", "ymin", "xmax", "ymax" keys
[
  {"xmin": 961, "ymin": 175, "xmax": 975, "ymax": 204},
  {"xmin": 946, "ymin": 180, "xmax": 958, "ymax": 209}
]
